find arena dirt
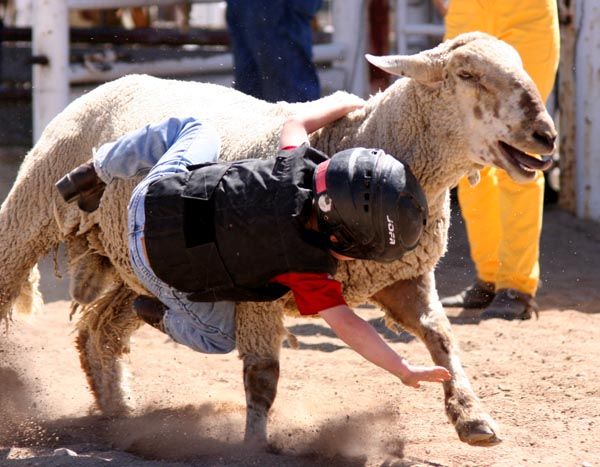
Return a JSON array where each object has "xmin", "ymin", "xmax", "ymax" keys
[{"xmin": 1, "ymin": 152, "xmax": 599, "ymax": 466}]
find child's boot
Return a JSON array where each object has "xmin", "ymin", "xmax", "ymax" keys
[
  {"xmin": 133, "ymin": 295, "xmax": 167, "ymax": 333},
  {"xmin": 55, "ymin": 161, "xmax": 106, "ymax": 213}
]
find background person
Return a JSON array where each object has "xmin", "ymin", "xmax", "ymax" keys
[
  {"xmin": 225, "ymin": 0, "xmax": 322, "ymax": 103},
  {"xmin": 437, "ymin": 0, "xmax": 560, "ymax": 320}
]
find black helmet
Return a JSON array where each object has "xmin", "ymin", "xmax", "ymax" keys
[{"xmin": 313, "ymin": 148, "xmax": 428, "ymax": 262}]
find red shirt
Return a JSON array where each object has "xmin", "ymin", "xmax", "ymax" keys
[{"xmin": 272, "ymin": 272, "xmax": 346, "ymax": 315}]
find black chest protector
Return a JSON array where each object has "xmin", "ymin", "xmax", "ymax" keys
[{"xmin": 143, "ymin": 145, "xmax": 338, "ymax": 302}]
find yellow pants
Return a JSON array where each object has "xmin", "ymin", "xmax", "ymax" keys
[{"xmin": 444, "ymin": 0, "xmax": 559, "ymax": 296}]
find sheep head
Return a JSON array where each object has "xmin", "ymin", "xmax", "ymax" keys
[{"xmin": 366, "ymin": 32, "xmax": 557, "ymax": 184}]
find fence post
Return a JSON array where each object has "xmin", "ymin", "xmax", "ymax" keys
[
  {"xmin": 557, "ymin": 0, "xmax": 577, "ymax": 214},
  {"xmin": 574, "ymin": 0, "xmax": 600, "ymax": 220},
  {"xmin": 32, "ymin": 0, "xmax": 69, "ymax": 141},
  {"xmin": 395, "ymin": 0, "xmax": 408, "ymax": 54},
  {"xmin": 332, "ymin": 0, "xmax": 368, "ymax": 97}
]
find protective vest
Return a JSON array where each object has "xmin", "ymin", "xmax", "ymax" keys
[{"xmin": 143, "ymin": 145, "xmax": 338, "ymax": 302}]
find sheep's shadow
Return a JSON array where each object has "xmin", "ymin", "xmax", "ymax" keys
[
  {"xmin": 367, "ymin": 317, "xmax": 415, "ymax": 343},
  {"xmin": 286, "ymin": 317, "xmax": 414, "ymax": 353},
  {"xmin": 284, "ymin": 341, "xmax": 347, "ymax": 352},
  {"xmin": 448, "ymin": 308, "xmax": 483, "ymax": 325},
  {"xmin": 436, "ymin": 202, "xmax": 600, "ymax": 321}
]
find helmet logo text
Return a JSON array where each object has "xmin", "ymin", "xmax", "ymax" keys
[{"xmin": 386, "ymin": 215, "xmax": 396, "ymax": 245}]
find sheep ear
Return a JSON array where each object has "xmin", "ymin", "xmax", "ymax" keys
[{"xmin": 365, "ymin": 53, "xmax": 444, "ymax": 86}]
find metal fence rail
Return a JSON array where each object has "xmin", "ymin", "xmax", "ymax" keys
[{"xmin": 30, "ymin": 0, "xmax": 444, "ymax": 140}]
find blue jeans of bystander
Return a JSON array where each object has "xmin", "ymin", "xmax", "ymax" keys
[{"xmin": 225, "ymin": 0, "xmax": 322, "ymax": 102}]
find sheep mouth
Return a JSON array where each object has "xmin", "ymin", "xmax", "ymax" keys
[{"xmin": 498, "ymin": 141, "xmax": 553, "ymax": 178}]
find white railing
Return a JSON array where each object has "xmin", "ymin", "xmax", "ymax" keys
[
  {"xmin": 32, "ymin": 0, "xmax": 376, "ymax": 140},
  {"xmin": 572, "ymin": 1, "xmax": 600, "ymax": 220},
  {"xmin": 68, "ymin": 0, "xmax": 183, "ymax": 8},
  {"xmin": 31, "ymin": 0, "xmax": 442, "ymax": 140},
  {"xmin": 33, "ymin": 0, "xmax": 69, "ymax": 140},
  {"xmin": 395, "ymin": 0, "xmax": 444, "ymax": 54}
]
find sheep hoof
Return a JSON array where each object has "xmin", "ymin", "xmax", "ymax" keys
[
  {"xmin": 458, "ymin": 421, "xmax": 502, "ymax": 447},
  {"xmin": 243, "ymin": 434, "xmax": 270, "ymax": 452},
  {"xmin": 99, "ymin": 401, "xmax": 135, "ymax": 418}
]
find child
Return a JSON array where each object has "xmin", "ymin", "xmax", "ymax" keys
[{"xmin": 57, "ymin": 96, "xmax": 450, "ymax": 389}]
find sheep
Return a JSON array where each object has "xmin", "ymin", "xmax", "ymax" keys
[{"xmin": 0, "ymin": 32, "xmax": 556, "ymax": 448}]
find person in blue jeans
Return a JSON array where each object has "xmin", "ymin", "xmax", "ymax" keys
[
  {"xmin": 225, "ymin": 0, "xmax": 322, "ymax": 102},
  {"xmin": 56, "ymin": 96, "xmax": 451, "ymax": 389}
]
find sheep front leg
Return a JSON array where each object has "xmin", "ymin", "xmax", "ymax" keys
[
  {"xmin": 242, "ymin": 355, "xmax": 280, "ymax": 446},
  {"xmin": 76, "ymin": 285, "xmax": 141, "ymax": 416},
  {"xmin": 236, "ymin": 302, "xmax": 286, "ymax": 448},
  {"xmin": 372, "ymin": 272, "xmax": 501, "ymax": 447}
]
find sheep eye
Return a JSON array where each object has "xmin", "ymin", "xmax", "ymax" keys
[{"xmin": 457, "ymin": 71, "xmax": 475, "ymax": 80}]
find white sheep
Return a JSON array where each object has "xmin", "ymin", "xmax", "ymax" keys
[{"xmin": 0, "ymin": 32, "xmax": 556, "ymax": 448}]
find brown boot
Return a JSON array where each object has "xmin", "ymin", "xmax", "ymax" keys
[
  {"xmin": 480, "ymin": 288, "xmax": 539, "ymax": 321},
  {"xmin": 55, "ymin": 161, "xmax": 106, "ymax": 213},
  {"xmin": 440, "ymin": 279, "xmax": 495, "ymax": 309},
  {"xmin": 133, "ymin": 295, "xmax": 167, "ymax": 333}
]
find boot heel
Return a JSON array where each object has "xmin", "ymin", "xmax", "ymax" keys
[
  {"xmin": 55, "ymin": 173, "xmax": 80, "ymax": 203},
  {"xmin": 133, "ymin": 296, "xmax": 167, "ymax": 333},
  {"xmin": 55, "ymin": 161, "xmax": 106, "ymax": 212}
]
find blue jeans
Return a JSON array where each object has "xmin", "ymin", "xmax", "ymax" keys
[
  {"xmin": 94, "ymin": 117, "xmax": 236, "ymax": 354},
  {"xmin": 225, "ymin": 0, "xmax": 322, "ymax": 103}
]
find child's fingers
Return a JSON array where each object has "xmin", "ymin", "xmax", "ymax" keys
[
  {"xmin": 401, "ymin": 366, "xmax": 452, "ymax": 388},
  {"xmin": 434, "ymin": 367, "xmax": 452, "ymax": 381},
  {"xmin": 420, "ymin": 367, "xmax": 451, "ymax": 383},
  {"xmin": 344, "ymin": 94, "xmax": 366, "ymax": 105},
  {"xmin": 424, "ymin": 367, "xmax": 451, "ymax": 377},
  {"xmin": 341, "ymin": 103, "xmax": 364, "ymax": 115},
  {"xmin": 423, "ymin": 375, "xmax": 446, "ymax": 383},
  {"xmin": 339, "ymin": 95, "xmax": 366, "ymax": 111}
]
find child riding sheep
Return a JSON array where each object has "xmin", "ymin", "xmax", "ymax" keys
[{"xmin": 57, "ymin": 95, "xmax": 450, "ymax": 389}]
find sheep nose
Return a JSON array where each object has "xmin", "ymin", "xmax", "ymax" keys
[{"xmin": 532, "ymin": 129, "xmax": 557, "ymax": 151}]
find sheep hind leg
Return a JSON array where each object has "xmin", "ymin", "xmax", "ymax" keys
[
  {"xmin": 236, "ymin": 302, "xmax": 286, "ymax": 449},
  {"xmin": 75, "ymin": 284, "xmax": 142, "ymax": 416},
  {"xmin": 372, "ymin": 272, "xmax": 501, "ymax": 447}
]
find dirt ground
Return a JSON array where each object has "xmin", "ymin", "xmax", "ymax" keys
[{"xmin": 0, "ymin": 149, "xmax": 599, "ymax": 466}]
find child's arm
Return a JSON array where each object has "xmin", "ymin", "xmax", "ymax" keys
[
  {"xmin": 279, "ymin": 94, "xmax": 365, "ymax": 149},
  {"xmin": 319, "ymin": 304, "xmax": 451, "ymax": 388}
]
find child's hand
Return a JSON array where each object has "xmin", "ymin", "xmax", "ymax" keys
[
  {"xmin": 399, "ymin": 364, "xmax": 451, "ymax": 388},
  {"xmin": 320, "ymin": 306, "xmax": 450, "ymax": 390},
  {"xmin": 292, "ymin": 93, "xmax": 366, "ymax": 136},
  {"xmin": 333, "ymin": 93, "xmax": 366, "ymax": 115}
]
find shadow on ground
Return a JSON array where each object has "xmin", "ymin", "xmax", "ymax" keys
[{"xmin": 436, "ymin": 199, "xmax": 600, "ymax": 317}]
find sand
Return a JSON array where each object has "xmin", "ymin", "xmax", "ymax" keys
[{"xmin": 1, "ymin": 150, "xmax": 599, "ymax": 466}]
